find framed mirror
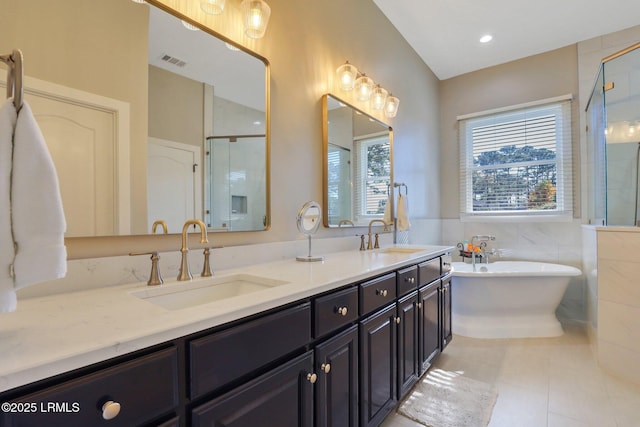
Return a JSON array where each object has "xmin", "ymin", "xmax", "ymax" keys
[
  {"xmin": 322, "ymin": 94, "xmax": 393, "ymax": 227},
  {"xmin": 0, "ymin": 0, "xmax": 269, "ymax": 236}
]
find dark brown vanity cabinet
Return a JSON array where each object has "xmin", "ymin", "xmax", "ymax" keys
[
  {"xmin": 396, "ymin": 291, "xmax": 419, "ymax": 399},
  {"xmin": 418, "ymin": 280, "xmax": 441, "ymax": 372},
  {"xmin": 314, "ymin": 325, "xmax": 359, "ymax": 427},
  {"xmin": 191, "ymin": 351, "xmax": 314, "ymax": 427},
  {"xmin": 0, "ymin": 252, "xmax": 453, "ymax": 427},
  {"xmin": 441, "ymin": 274, "xmax": 453, "ymax": 350},
  {"xmin": 0, "ymin": 347, "xmax": 179, "ymax": 427},
  {"xmin": 359, "ymin": 303, "xmax": 397, "ymax": 427}
]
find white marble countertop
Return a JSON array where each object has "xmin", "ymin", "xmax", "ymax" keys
[{"xmin": 0, "ymin": 245, "xmax": 452, "ymax": 393}]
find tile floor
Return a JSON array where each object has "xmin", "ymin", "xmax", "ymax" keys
[{"xmin": 382, "ymin": 321, "xmax": 640, "ymax": 427}]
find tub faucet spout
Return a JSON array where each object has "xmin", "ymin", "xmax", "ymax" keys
[{"xmin": 471, "ymin": 235, "xmax": 496, "ymax": 271}]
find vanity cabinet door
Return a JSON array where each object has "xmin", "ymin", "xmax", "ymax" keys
[
  {"xmin": 397, "ymin": 291, "xmax": 419, "ymax": 400},
  {"xmin": 315, "ymin": 325, "xmax": 359, "ymax": 427},
  {"xmin": 418, "ymin": 280, "xmax": 440, "ymax": 373},
  {"xmin": 189, "ymin": 302, "xmax": 311, "ymax": 399},
  {"xmin": 359, "ymin": 304, "xmax": 397, "ymax": 427},
  {"xmin": 191, "ymin": 351, "xmax": 314, "ymax": 427},
  {"xmin": 440, "ymin": 275, "xmax": 453, "ymax": 350},
  {"xmin": 0, "ymin": 347, "xmax": 178, "ymax": 427}
]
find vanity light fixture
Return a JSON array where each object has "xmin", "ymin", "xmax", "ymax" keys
[
  {"xmin": 181, "ymin": 20, "xmax": 200, "ymax": 31},
  {"xmin": 241, "ymin": 0, "xmax": 271, "ymax": 39},
  {"xmin": 200, "ymin": 0, "xmax": 226, "ymax": 15},
  {"xmin": 370, "ymin": 85, "xmax": 388, "ymax": 110},
  {"xmin": 355, "ymin": 74, "xmax": 374, "ymax": 102},
  {"xmin": 336, "ymin": 61, "xmax": 358, "ymax": 91},
  {"xmin": 336, "ymin": 61, "xmax": 400, "ymax": 118},
  {"xmin": 384, "ymin": 94, "xmax": 400, "ymax": 118}
]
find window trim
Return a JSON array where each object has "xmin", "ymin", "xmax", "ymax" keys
[{"xmin": 458, "ymin": 95, "xmax": 574, "ymax": 222}]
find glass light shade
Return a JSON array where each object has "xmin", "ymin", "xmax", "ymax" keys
[
  {"xmin": 200, "ymin": 0, "xmax": 225, "ymax": 15},
  {"xmin": 336, "ymin": 62, "xmax": 358, "ymax": 91},
  {"xmin": 355, "ymin": 75, "xmax": 374, "ymax": 102},
  {"xmin": 181, "ymin": 20, "xmax": 200, "ymax": 31},
  {"xmin": 241, "ymin": 0, "xmax": 271, "ymax": 39},
  {"xmin": 370, "ymin": 85, "xmax": 388, "ymax": 110},
  {"xmin": 384, "ymin": 95, "xmax": 400, "ymax": 118}
]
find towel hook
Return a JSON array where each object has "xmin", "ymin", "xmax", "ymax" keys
[
  {"xmin": 393, "ymin": 182, "xmax": 408, "ymax": 195},
  {"xmin": 0, "ymin": 49, "xmax": 24, "ymax": 112}
]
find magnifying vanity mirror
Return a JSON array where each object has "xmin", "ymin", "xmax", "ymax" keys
[
  {"xmin": 1, "ymin": 0, "xmax": 269, "ymax": 237},
  {"xmin": 296, "ymin": 201, "xmax": 323, "ymax": 262},
  {"xmin": 322, "ymin": 94, "xmax": 393, "ymax": 227}
]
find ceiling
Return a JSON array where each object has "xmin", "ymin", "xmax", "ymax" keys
[{"xmin": 373, "ymin": 0, "xmax": 640, "ymax": 80}]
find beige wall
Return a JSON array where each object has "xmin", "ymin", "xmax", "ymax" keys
[
  {"xmin": 439, "ymin": 45, "xmax": 580, "ymax": 219},
  {"xmin": 149, "ymin": 65, "xmax": 204, "ymax": 147},
  {"xmin": 65, "ymin": 0, "xmax": 441, "ymax": 258}
]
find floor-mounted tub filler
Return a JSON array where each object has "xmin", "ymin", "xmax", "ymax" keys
[{"xmin": 451, "ymin": 261, "xmax": 582, "ymax": 339}]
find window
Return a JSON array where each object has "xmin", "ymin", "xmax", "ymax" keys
[
  {"xmin": 458, "ymin": 96, "xmax": 573, "ymax": 219},
  {"xmin": 354, "ymin": 134, "xmax": 390, "ymax": 222}
]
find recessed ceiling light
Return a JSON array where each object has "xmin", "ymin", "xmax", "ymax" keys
[{"xmin": 480, "ymin": 34, "xmax": 493, "ymax": 43}]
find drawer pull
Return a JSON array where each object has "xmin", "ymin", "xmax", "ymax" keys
[
  {"xmin": 405, "ymin": 277, "xmax": 416, "ymax": 284},
  {"xmin": 321, "ymin": 363, "xmax": 331, "ymax": 374},
  {"xmin": 336, "ymin": 306, "xmax": 348, "ymax": 316},
  {"xmin": 306, "ymin": 373, "xmax": 318, "ymax": 384},
  {"xmin": 101, "ymin": 400, "xmax": 121, "ymax": 420},
  {"xmin": 376, "ymin": 289, "xmax": 388, "ymax": 297}
]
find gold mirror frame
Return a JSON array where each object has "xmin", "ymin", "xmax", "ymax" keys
[{"xmin": 322, "ymin": 94, "xmax": 394, "ymax": 228}]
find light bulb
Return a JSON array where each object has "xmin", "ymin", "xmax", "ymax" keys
[
  {"xmin": 336, "ymin": 62, "xmax": 358, "ymax": 91},
  {"xmin": 384, "ymin": 95, "xmax": 400, "ymax": 118},
  {"xmin": 355, "ymin": 75, "xmax": 374, "ymax": 102},
  {"xmin": 370, "ymin": 85, "xmax": 388, "ymax": 110},
  {"xmin": 241, "ymin": 0, "xmax": 271, "ymax": 39}
]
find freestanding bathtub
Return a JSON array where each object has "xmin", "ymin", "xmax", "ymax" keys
[{"xmin": 451, "ymin": 261, "xmax": 582, "ymax": 339}]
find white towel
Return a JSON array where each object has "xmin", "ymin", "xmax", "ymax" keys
[
  {"xmin": 0, "ymin": 98, "xmax": 18, "ymax": 312},
  {"xmin": 396, "ymin": 193, "xmax": 411, "ymax": 231},
  {"xmin": 383, "ymin": 196, "xmax": 392, "ymax": 224},
  {"xmin": 0, "ymin": 99, "xmax": 67, "ymax": 313}
]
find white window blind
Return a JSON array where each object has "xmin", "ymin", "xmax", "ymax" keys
[
  {"xmin": 354, "ymin": 134, "xmax": 390, "ymax": 222},
  {"xmin": 459, "ymin": 97, "xmax": 573, "ymax": 218}
]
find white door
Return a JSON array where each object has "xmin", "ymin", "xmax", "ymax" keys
[
  {"xmin": 26, "ymin": 94, "xmax": 120, "ymax": 237},
  {"xmin": 147, "ymin": 137, "xmax": 201, "ymax": 234}
]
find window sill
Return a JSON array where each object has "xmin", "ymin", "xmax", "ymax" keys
[{"xmin": 460, "ymin": 213, "xmax": 574, "ymax": 223}]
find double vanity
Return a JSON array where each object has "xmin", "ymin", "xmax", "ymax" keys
[{"xmin": 0, "ymin": 245, "xmax": 452, "ymax": 427}]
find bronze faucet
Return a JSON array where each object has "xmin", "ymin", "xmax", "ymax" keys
[{"xmin": 178, "ymin": 219, "xmax": 208, "ymax": 281}]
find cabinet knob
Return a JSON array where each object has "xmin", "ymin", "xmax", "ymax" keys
[
  {"xmin": 376, "ymin": 289, "xmax": 388, "ymax": 297},
  {"xmin": 101, "ymin": 400, "xmax": 121, "ymax": 420},
  {"xmin": 395, "ymin": 316, "xmax": 401, "ymax": 324},
  {"xmin": 321, "ymin": 363, "xmax": 331, "ymax": 374},
  {"xmin": 417, "ymin": 302, "xmax": 423, "ymax": 309},
  {"xmin": 405, "ymin": 277, "xmax": 415, "ymax": 284},
  {"xmin": 336, "ymin": 306, "xmax": 348, "ymax": 316},
  {"xmin": 306, "ymin": 373, "xmax": 318, "ymax": 384}
]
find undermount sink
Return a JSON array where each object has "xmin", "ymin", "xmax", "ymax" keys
[
  {"xmin": 378, "ymin": 246, "xmax": 427, "ymax": 254},
  {"xmin": 131, "ymin": 274, "xmax": 289, "ymax": 311}
]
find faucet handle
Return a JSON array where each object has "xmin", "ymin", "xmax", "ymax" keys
[
  {"xmin": 374, "ymin": 233, "xmax": 380, "ymax": 249},
  {"xmin": 201, "ymin": 247, "xmax": 213, "ymax": 277},
  {"xmin": 129, "ymin": 251, "xmax": 163, "ymax": 286}
]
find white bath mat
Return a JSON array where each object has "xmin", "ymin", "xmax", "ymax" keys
[{"xmin": 397, "ymin": 368, "xmax": 498, "ymax": 427}]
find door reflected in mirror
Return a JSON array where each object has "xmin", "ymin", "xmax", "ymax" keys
[
  {"xmin": 322, "ymin": 94, "xmax": 393, "ymax": 227},
  {"xmin": 1, "ymin": 0, "xmax": 270, "ymax": 236}
]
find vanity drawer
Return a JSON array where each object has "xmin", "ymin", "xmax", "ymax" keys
[
  {"xmin": 1, "ymin": 347, "xmax": 178, "ymax": 427},
  {"xmin": 397, "ymin": 265, "xmax": 418, "ymax": 297},
  {"xmin": 442, "ymin": 252, "xmax": 452, "ymax": 275},
  {"xmin": 189, "ymin": 302, "xmax": 311, "ymax": 399},
  {"xmin": 419, "ymin": 257, "xmax": 441, "ymax": 286},
  {"xmin": 360, "ymin": 273, "xmax": 396, "ymax": 316},
  {"xmin": 314, "ymin": 286, "xmax": 358, "ymax": 338}
]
